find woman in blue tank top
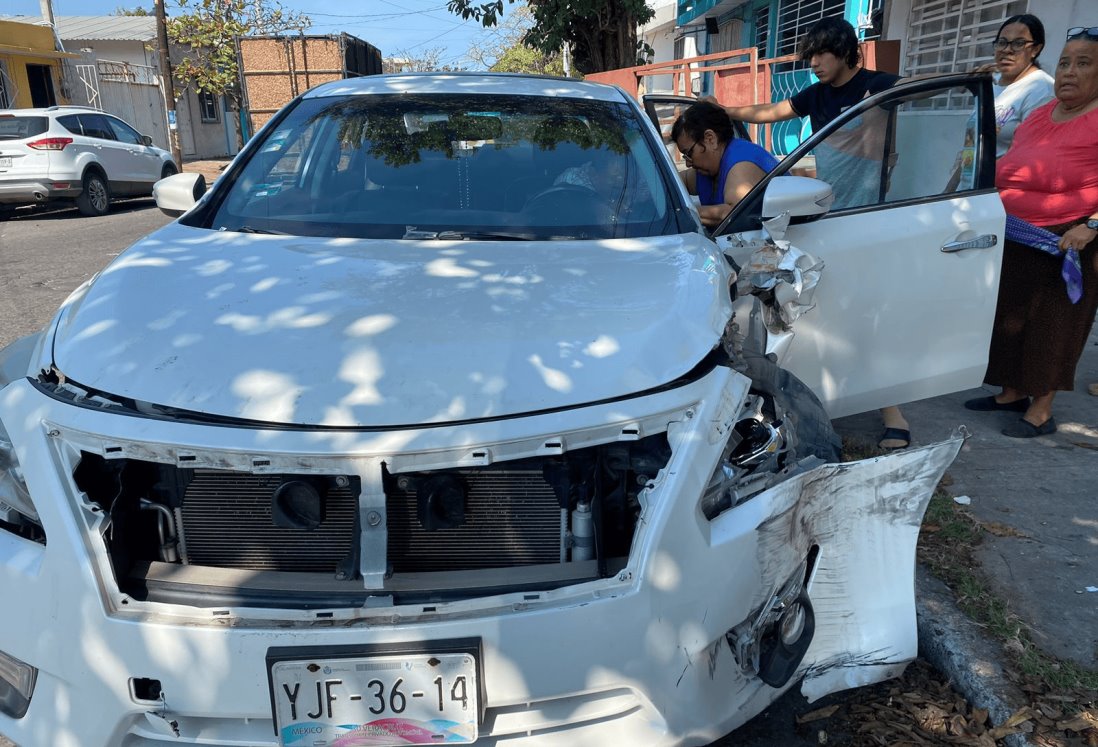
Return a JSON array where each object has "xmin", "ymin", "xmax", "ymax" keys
[{"xmin": 671, "ymin": 101, "xmax": 778, "ymax": 228}]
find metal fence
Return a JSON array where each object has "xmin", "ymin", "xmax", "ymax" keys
[{"xmin": 63, "ymin": 56, "xmax": 169, "ymax": 150}]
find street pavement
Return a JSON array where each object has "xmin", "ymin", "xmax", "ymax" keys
[{"xmin": 1, "ymin": 199, "xmax": 1095, "ymax": 744}]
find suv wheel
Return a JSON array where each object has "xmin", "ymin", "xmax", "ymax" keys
[
  {"xmin": 76, "ymin": 171, "xmax": 111, "ymax": 217},
  {"xmin": 161, "ymin": 163, "xmax": 178, "ymax": 180}
]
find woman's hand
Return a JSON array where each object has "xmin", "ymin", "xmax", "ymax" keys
[{"xmin": 1059, "ymin": 223, "xmax": 1098, "ymax": 252}]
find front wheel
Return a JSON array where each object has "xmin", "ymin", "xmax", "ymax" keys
[
  {"xmin": 161, "ymin": 162, "xmax": 178, "ymax": 180},
  {"xmin": 76, "ymin": 171, "xmax": 110, "ymax": 217},
  {"xmin": 741, "ymin": 351, "xmax": 842, "ymax": 464}
]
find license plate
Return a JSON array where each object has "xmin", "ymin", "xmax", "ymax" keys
[
  {"xmin": 270, "ymin": 651, "xmax": 479, "ymax": 745},
  {"xmin": 0, "ymin": 157, "xmax": 10, "ymax": 168}
]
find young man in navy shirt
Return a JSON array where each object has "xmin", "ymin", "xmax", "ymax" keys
[{"xmin": 721, "ymin": 16, "xmax": 911, "ymax": 450}]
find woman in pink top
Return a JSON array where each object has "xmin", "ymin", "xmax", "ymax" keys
[{"xmin": 964, "ymin": 27, "xmax": 1098, "ymax": 437}]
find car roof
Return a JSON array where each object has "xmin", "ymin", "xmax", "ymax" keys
[
  {"xmin": 0, "ymin": 106, "xmax": 109, "ymax": 116},
  {"xmin": 303, "ymin": 72, "xmax": 630, "ymax": 103}
]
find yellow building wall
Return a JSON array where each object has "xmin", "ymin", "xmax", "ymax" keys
[{"xmin": 0, "ymin": 20, "xmax": 69, "ymax": 108}]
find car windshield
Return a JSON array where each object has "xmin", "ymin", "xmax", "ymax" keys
[
  {"xmin": 208, "ymin": 93, "xmax": 677, "ymax": 240},
  {"xmin": 0, "ymin": 115, "xmax": 48, "ymax": 140}
]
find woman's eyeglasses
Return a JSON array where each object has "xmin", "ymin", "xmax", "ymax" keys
[
  {"xmin": 993, "ymin": 38, "xmax": 1035, "ymax": 52},
  {"xmin": 680, "ymin": 141, "xmax": 701, "ymax": 163},
  {"xmin": 1066, "ymin": 26, "xmax": 1098, "ymax": 41}
]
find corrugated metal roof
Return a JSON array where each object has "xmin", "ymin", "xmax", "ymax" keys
[{"xmin": 5, "ymin": 15, "xmax": 157, "ymax": 42}]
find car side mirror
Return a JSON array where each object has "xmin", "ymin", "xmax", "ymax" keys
[
  {"xmin": 154, "ymin": 172, "xmax": 206, "ymax": 217},
  {"xmin": 761, "ymin": 176, "xmax": 834, "ymax": 222},
  {"xmin": 141, "ymin": 134, "xmax": 153, "ymax": 146}
]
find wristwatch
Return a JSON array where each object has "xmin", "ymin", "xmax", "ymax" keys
[{"xmin": 1087, "ymin": 218, "xmax": 1098, "ymax": 231}]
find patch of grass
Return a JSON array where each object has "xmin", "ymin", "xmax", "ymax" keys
[
  {"xmin": 839, "ymin": 434, "xmax": 1098, "ymax": 699},
  {"xmin": 915, "ymin": 483, "xmax": 1098, "ymax": 697}
]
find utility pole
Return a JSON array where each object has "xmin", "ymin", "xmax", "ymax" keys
[
  {"xmin": 154, "ymin": 0, "xmax": 183, "ymax": 167},
  {"xmin": 38, "ymin": 0, "xmax": 55, "ymax": 27}
]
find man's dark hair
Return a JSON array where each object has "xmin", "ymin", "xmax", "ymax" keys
[
  {"xmin": 798, "ymin": 16, "xmax": 860, "ymax": 68},
  {"xmin": 996, "ymin": 14, "xmax": 1046, "ymax": 67},
  {"xmin": 670, "ymin": 101, "xmax": 735, "ymax": 145}
]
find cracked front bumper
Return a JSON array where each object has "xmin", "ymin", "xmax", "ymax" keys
[{"xmin": 0, "ymin": 367, "xmax": 960, "ymax": 747}]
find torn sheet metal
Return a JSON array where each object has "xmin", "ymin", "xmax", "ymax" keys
[
  {"xmin": 723, "ymin": 432, "xmax": 963, "ymax": 703},
  {"xmin": 732, "ymin": 213, "xmax": 824, "ymax": 330},
  {"xmin": 799, "ymin": 434, "xmax": 962, "ymax": 701}
]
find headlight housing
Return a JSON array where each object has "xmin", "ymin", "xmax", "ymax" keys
[{"xmin": 0, "ymin": 418, "xmax": 38, "ymax": 526}]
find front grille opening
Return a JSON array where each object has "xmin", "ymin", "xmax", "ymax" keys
[{"xmin": 73, "ymin": 433, "xmax": 670, "ymax": 605}]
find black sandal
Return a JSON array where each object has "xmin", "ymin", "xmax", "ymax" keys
[{"xmin": 878, "ymin": 427, "xmax": 911, "ymax": 450}]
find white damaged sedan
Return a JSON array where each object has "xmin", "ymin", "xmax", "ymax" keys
[{"xmin": 0, "ymin": 72, "xmax": 1004, "ymax": 746}]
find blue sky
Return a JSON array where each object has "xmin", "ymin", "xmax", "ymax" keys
[{"xmin": 0, "ymin": 0, "xmax": 510, "ymax": 69}]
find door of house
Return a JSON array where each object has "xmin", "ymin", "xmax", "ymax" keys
[{"xmin": 26, "ymin": 64, "xmax": 56, "ymax": 108}]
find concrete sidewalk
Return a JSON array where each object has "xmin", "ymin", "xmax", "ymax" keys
[{"xmin": 834, "ymin": 326, "xmax": 1098, "ymax": 732}]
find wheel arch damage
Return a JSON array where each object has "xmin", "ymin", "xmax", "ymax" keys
[{"xmin": 711, "ymin": 432, "xmax": 964, "ymax": 702}]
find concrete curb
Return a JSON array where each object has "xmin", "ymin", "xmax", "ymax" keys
[{"xmin": 916, "ymin": 567, "xmax": 1033, "ymax": 747}]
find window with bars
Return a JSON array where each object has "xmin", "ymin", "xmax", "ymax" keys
[
  {"xmin": 904, "ymin": 0, "xmax": 1027, "ymax": 78},
  {"xmin": 199, "ymin": 91, "xmax": 220, "ymax": 123},
  {"xmin": 0, "ymin": 61, "xmax": 12, "ymax": 108},
  {"xmin": 861, "ymin": 0, "xmax": 885, "ymax": 41},
  {"xmin": 774, "ymin": 0, "xmax": 846, "ymax": 61},
  {"xmin": 754, "ymin": 2, "xmax": 771, "ymax": 58}
]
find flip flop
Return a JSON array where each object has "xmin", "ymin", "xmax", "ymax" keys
[{"xmin": 878, "ymin": 427, "xmax": 911, "ymax": 450}]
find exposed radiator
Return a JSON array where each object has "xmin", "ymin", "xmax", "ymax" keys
[
  {"xmin": 386, "ymin": 469, "xmax": 562, "ymax": 572},
  {"xmin": 180, "ymin": 471, "xmax": 357, "ymax": 572},
  {"xmin": 176, "ymin": 468, "xmax": 563, "ymax": 575}
]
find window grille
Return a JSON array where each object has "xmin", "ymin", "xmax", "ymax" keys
[
  {"xmin": 754, "ymin": 3, "xmax": 770, "ymax": 58},
  {"xmin": 774, "ymin": 0, "xmax": 846, "ymax": 62},
  {"xmin": 904, "ymin": 0, "xmax": 1027, "ymax": 76},
  {"xmin": 199, "ymin": 92, "xmax": 220, "ymax": 123},
  {"xmin": 861, "ymin": 0, "xmax": 884, "ymax": 41},
  {"xmin": 0, "ymin": 61, "xmax": 12, "ymax": 108}
]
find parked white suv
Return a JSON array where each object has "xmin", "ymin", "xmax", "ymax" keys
[
  {"xmin": 0, "ymin": 73, "xmax": 1003, "ymax": 746},
  {"xmin": 0, "ymin": 105, "xmax": 176, "ymax": 218}
]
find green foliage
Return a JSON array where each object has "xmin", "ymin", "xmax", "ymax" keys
[
  {"xmin": 490, "ymin": 43, "xmax": 565, "ymax": 75},
  {"xmin": 114, "ymin": 6, "xmax": 151, "ymax": 15},
  {"xmin": 167, "ymin": 0, "xmax": 309, "ymax": 102},
  {"xmin": 448, "ymin": 0, "xmax": 654, "ymax": 73}
]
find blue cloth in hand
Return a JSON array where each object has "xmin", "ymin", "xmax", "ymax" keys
[{"xmin": 1004, "ymin": 214, "xmax": 1083, "ymax": 304}]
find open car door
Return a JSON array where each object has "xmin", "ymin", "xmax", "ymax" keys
[{"xmin": 716, "ymin": 73, "xmax": 1003, "ymax": 418}]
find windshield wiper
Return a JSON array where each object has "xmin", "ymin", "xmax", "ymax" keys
[
  {"xmin": 232, "ymin": 226, "xmax": 290, "ymax": 235},
  {"xmin": 404, "ymin": 229, "xmax": 535, "ymax": 241}
]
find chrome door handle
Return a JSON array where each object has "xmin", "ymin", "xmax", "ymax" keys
[{"xmin": 941, "ymin": 234, "xmax": 997, "ymax": 253}]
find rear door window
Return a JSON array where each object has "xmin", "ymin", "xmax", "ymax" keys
[
  {"xmin": 77, "ymin": 114, "xmax": 116, "ymax": 141},
  {"xmin": 0, "ymin": 116, "xmax": 48, "ymax": 140},
  {"xmin": 57, "ymin": 114, "xmax": 82, "ymax": 135}
]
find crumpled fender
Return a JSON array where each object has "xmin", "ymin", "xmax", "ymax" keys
[{"xmin": 796, "ymin": 433, "xmax": 962, "ymax": 700}]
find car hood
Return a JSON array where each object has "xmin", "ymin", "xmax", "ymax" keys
[{"xmin": 50, "ymin": 224, "xmax": 731, "ymax": 427}]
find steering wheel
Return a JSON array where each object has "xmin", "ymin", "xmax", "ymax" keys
[{"xmin": 523, "ymin": 184, "xmax": 608, "ymax": 223}]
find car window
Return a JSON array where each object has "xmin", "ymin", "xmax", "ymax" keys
[
  {"xmin": 779, "ymin": 83, "xmax": 987, "ymax": 212},
  {"xmin": 77, "ymin": 114, "xmax": 116, "ymax": 141},
  {"xmin": 0, "ymin": 115, "xmax": 48, "ymax": 140},
  {"xmin": 106, "ymin": 116, "xmax": 143, "ymax": 145},
  {"xmin": 208, "ymin": 93, "xmax": 677, "ymax": 241},
  {"xmin": 56, "ymin": 114, "xmax": 82, "ymax": 135}
]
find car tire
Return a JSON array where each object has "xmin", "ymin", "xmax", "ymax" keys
[
  {"xmin": 161, "ymin": 162, "xmax": 178, "ymax": 180},
  {"xmin": 740, "ymin": 351, "xmax": 842, "ymax": 464},
  {"xmin": 0, "ymin": 206, "xmax": 12, "ymax": 222},
  {"xmin": 76, "ymin": 170, "xmax": 111, "ymax": 217}
]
